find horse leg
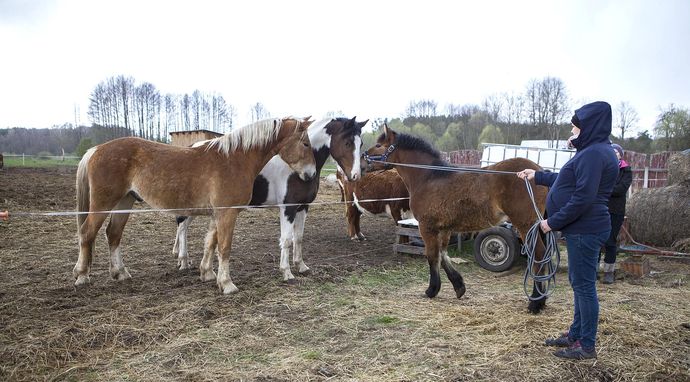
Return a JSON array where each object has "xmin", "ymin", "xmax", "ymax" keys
[
  {"xmin": 74, "ymin": 212, "xmax": 108, "ymax": 286},
  {"xmin": 106, "ymin": 195, "xmax": 136, "ymax": 281},
  {"xmin": 514, "ymin": 220, "xmax": 548, "ymax": 314},
  {"xmin": 214, "ymin": 210, "xmax": 240, "ymax": 294},
  {"xmin": 439, "ymin": 231, "xmax": 466, "ymax": 299},
  {"xmin": 198, "ymin": 219, "xmax": 218, "ymax": 282},
  {"xmin": 292, "ymin": 209, "xmax": 310, "ymax": 275},
  {"xmin": 419, "ymin": 226, "xmax": 442, "ymax": 298},
  {"xmin": 174, "ymin": 216, "xmax": 194, "ymax": 270},
  {"xmin": 528, "ymin": 232, "xmax": 548, "ymax": 314},
  {"xmin": 279, "ymin": 208, "xmax": 297, "ymax": 283},
  {"xmin": 353, "ymin": 207, "xmax": 365, "ymax": 240}
]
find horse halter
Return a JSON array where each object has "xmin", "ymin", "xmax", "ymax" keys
[{"xmin": 363, "ymin": 144, "xmax": 396, "ymax": 164}]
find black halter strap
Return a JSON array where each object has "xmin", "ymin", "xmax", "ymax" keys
[{"xmin": 364, "ymin": 144, "xmax": 396, "ymax": 164}]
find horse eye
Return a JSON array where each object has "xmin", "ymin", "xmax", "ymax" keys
[
  {"xmin": 375, "ymin": 144, "xmax": 381, "ymax": 148},
  {"xmin": 345, "ymin": 141, "xmax": 352, "ymax": 147},
  {"xmin": 303, "ymin": 142, "xmax": 309, "ymax": 147}
]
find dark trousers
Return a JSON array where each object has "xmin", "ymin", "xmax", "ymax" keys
[{"xmin": 603, "ymin": 213, "xmax": 625, "ymax": 265}]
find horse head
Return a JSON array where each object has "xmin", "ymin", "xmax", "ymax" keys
[
  {"xmin": 363, "ymin": 122, "xmax": 396, "ymax": 172},
  {"xmin": 327, "ymin": 116, "xmax": 368, "ymax": 182},
  {"xmin": 278, "ymin": 116, "xmax": 317, "ymax": 181}
]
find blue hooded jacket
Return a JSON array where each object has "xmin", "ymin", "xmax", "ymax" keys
[{"xmin": 534, "ymin": 101, "xmax": 619, "ymax": 234}]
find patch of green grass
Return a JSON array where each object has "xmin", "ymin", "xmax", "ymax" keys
[
  {"xmin": 372, "ymin": 315, "xmax": 399, "ymax": 325},
  {"xmin": 3, "ymin": 156, "xmax": 80, "ymax": 167},
  {"xmin": 301, "ymin": 350, "xmax": 321, "ymax": 360},
  {"xmin": 320, "ymin": 164, "xmax": 337, "ymax": 176},
  {"xmin": 345, "ymin": 265, "xmax": 426, "ymax": 288}
]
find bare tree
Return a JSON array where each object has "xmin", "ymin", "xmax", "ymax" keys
[
  {"xmin": 525, "ymin": 77, "xmax": 570, "ymax": 143},
  {"xmin": 482, "ymin": 94, "xmax": 503, "ymax": 123},
  {"xmin": 405, "ymin": 99, "xmax": 438, "ymax": 118},
  {"xmin": 250, "ymin": 102, "xmax": 270, "ymax": 123},
  {"xmin": 615, "ymin": 101, "xmax": 639, "ymax": 140}
]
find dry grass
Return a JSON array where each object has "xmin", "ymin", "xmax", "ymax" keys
[{"xmin": 1, "ymin": 167, "xmax": 689, "ymax": 382}]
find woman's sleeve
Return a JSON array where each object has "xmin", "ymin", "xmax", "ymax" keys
[{"xmin": 534, "ymin": 171, "xmax": 558, "ymax": 187}]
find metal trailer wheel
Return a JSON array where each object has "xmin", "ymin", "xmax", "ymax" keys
[{"xmin": 473, "ymin": 226, "xmax": 519, "ymax": 272}]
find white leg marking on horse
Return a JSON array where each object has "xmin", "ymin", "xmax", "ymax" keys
[
  {"xmin": 293, "ymin": 210, "xmax": 310, "ymax": 274},
  {"xmin": 216, "ymin": 257, "xmax": 238, "ymax": 294},
  {"xmin": 279, "ymin": 210, "xmax": 296, "ymax": 281},
  {"xmin": 199, "ymin": 221, "xmax": 217, "ymax": 282},
  {"xmin": 109, "ymin": 245, "xmax": 131, "ymax": 281},
  {"xmin": 176, "ymin": 216, "xmax": 194, "ymax": 270}
]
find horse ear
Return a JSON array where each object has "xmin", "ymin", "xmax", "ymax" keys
[
  {"xmin": 303, "ymin": 116, "xmax": 312, "ymax": 122},
  {"xmin": 383, "ymin": 123, "xmax": 396, "ymax": 142},
  {"xmin": 299, "ymin": 119, "xmax": 313, "ymax": 131},
  {"xmin": 357, "ymin": 119, "xmax": 369, "ymax": 128}
]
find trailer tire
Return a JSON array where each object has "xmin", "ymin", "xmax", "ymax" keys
[{"xmin": 473, "ymin": 226, "xmax": 519, "ymax": 272}]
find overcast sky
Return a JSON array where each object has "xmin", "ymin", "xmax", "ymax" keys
[{"xmin": 1, "ymin": 0, "xmax": 689, "ymax": 135}]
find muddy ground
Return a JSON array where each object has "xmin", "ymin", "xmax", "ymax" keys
[{"xmin": 1, "ymin": 167, "xmax": 689, "ymax": 382}]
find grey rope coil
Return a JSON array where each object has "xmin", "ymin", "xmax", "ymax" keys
[{"xmin": 521, "ymin": 178, "xmax": 560, "ymax": 300}]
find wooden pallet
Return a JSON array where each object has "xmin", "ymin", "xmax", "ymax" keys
[{"xmin": 393, "ymin": 218, "xmax": 461, "ymax": 255}]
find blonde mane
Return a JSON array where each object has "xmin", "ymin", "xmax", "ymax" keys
[{"xmin": 206, "ymin": 118, "xmax": 290, "ymax": 155}]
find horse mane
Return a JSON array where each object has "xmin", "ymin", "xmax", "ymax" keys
[
  {"xmin": 383, "ymin": 132, "xmax": 451, "ymax": 177},
  {"xmin": 206, "ymin": 118, "xmax": 284, "ymax": 155}
]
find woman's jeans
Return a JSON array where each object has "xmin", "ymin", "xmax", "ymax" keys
[
  {"xmin": 565, "ymin": 231, "xmax": 610, "ymax": 350},
  {"xmin": 603, "ymin": 213, "xmax": 625, "ymax": 264}
]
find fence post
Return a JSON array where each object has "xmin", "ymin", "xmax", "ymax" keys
[
  {"xmin": 22, "ymin": 153, "xmax": 25, "ymax": 166},
  {"xmin": 643, "ymin": 167, "xmax": 649, "ymax": 188}
]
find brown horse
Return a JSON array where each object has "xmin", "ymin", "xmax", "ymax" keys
[
  {"xmin": 336, "ymin": 168, "xmax": 411, "ymax": 240},
  {"xmin": 364, "ymin": 125, "xmax": 549, "ymax": 313},
  {"xmin": 74, "ymin": 117, "xmax": 315, "ymax": 294}
]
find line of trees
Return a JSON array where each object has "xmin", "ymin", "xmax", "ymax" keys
[
  {"xmin": 87, "ymin": 75, "xmax": 236, "ymax": 141},
  {"xmin": 2, "ymin": 75, "xmax": 688, "ymax": 157}
]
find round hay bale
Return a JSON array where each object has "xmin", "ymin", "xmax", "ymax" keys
[
  {"xmin": 667, "ymin": 150, "xmax": 690, "ymax": 187},
  {"xmin": 627, "ymin": 184, "xmax": 690, "ymax": 246}
]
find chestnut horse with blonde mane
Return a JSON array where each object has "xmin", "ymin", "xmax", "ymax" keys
[
  {"xmin": 365, "ymin": 125, "xmax": 549, "ymax": 313},
  {"xmin": 74, "ymin": 117, "xmax": 315, "ymax": 294}
]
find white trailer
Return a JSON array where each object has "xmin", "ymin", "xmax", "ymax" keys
[
  {"xmin": 470, "ymin": 142, "xmax": 575, "ymax": 271},
  {"xmin": 480, "ymin": 142, "xmax": 575, "ymax": 172}
]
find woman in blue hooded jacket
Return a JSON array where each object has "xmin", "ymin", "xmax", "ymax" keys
[{"xmin": 517, "ymin": 101, "xmax": 619, "ymax": 360}]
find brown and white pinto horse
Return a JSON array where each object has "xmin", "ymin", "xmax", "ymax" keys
[
  {"xmin": 336, "ymin": 168, "xmax": 411, "ymax": 240},
  {"xmin": 364, "ymin": 125, "xmax": 549, "ymax": 313},
  {"xmin": 74, "ymin": 117, "xmax": 315, "ymax": 294},
  {"xmin": 173, "ymin": 117, "xmax": 368, "ymax": 282}
]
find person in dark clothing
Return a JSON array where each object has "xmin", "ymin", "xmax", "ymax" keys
[
  {"xmin": 517, "ymin": 101, "xmax": 619, "ymax": 360},
  {"xmin": 600, "ymin": 143, "xmax": 633, "ymax": 284}
]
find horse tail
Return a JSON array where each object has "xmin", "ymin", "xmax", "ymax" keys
[{"xmin": 76, "ymin": 148, "xmax": 95, "ymax": 229}]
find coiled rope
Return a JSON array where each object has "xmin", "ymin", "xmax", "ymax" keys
[{"xmin": 521, "ymin": 178, "xmax": 560, "ymax": 300}]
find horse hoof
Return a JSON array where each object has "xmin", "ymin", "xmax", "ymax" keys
[
  {"xmin": 200, "ymin": 270, "xmax": 217, "ymax": 282},
  {"xmin": 285, "ymin": 278, "xmax": 298, "ymax": 285},
  {"xmin": 178, "ymin": 262, "xmax": 192, "ymax": 271},
  {"xmin": 425, "ymin": 287, "xmax": 439, "ymax": 298},
  {"xmin": 455, "ymin": 285, "xmax": 466, "ymax": 299},
  {"xmin": 221, "ymin": 283, "xmax": 239, "ymax": 295},
  {"xmin": 298, "ymin": 267, "xmax": 311, "ymax": 275},
  {"xmin": 528, "ymin": 299, "xmax": 546, "ymax": 314},
  {"xmin": 110, "ymin": 268, "xmax": 132, "ymax": 281},
  {"xmin": 74, "ymin": 275, "xmax": 90, "ymax": 286}
]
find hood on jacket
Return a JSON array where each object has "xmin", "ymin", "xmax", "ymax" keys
[{"xmin": 570, "ymin": 101, "xmax": 612, "ymax": 150}]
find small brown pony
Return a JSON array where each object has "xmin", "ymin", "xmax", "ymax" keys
[
  {"xmin": 364, "ymin": 125, "xmax": 549, "ymax": 313},
  {"xmin": 74, "ymin": 117, "xmax": 315, "ymax": 294},
  {"xmin": 336, "ymin": 168, "xmax": 411, "ymax": 240}
]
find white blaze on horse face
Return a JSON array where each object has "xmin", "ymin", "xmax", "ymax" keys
[{"xmin": 350, "ymin": 136, "xmax": 362, "ymax": 181}]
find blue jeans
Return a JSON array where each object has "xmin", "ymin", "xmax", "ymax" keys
[{"xmin": 565, "ymin": 231, "xmax": 610, "ymax": 350}]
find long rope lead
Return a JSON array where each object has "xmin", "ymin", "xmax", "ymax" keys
[{"xmin": 521, "ymin": 178, "xmax": 561, "ymax": 301}]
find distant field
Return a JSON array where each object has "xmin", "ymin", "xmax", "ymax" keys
[
  {"xmin": 2, "ymin": 156, "xmax": 340, "ymax": 176},
  {"xmin": 2, "ymin": 155, "xmax": 80, "ymax": 168}
]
